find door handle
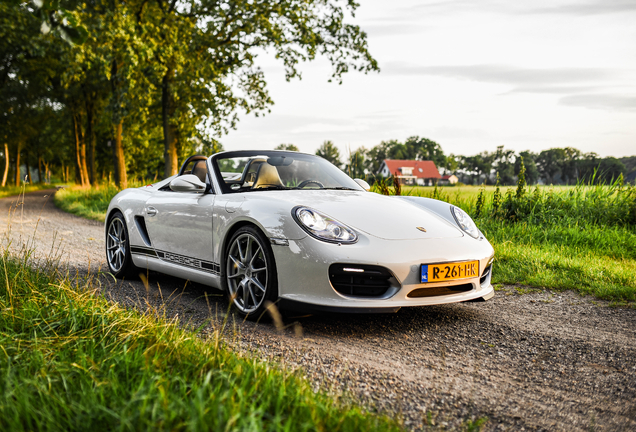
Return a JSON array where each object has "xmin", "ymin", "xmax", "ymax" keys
[{"xmin": 146, "ymin": 206, "xmax": 158, "ymax": 217}]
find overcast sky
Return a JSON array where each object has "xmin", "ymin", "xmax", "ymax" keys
[{"xmin": 220, "ymin": 0, "xmax": 636, "ymax": 159}]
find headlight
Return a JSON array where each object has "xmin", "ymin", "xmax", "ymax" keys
[
  {"xmin": 451, "ymin": 206, "xmax": 480, "ymax": 239},
  {"xmin": 293, "ymin": 207, "xmax": 357, "ymax": 244}
]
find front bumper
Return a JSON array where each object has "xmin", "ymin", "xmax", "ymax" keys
[{"xmin": 271, "ymin": 232, "xmax": 495, "ymax": 311}]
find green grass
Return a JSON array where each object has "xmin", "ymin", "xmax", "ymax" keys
[
  {"xmin": 54, "ymin": 184, "xmax": 125, "ymax": 222},
  {"xmin": 0, "ymin": 251, "xmax": 402, "ymax": 431},
  {"xmin": 399, "ymin": 181, "xmax": 636, "ymax": 303},
  {"xmin": 482, "ymin": 221, "xmax": 636, "ymax": 303},
  {"xmin": 0, "ymin": 183, "xmax": 53, "ymax": 198}
]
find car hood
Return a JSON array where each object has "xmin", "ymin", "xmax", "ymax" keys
[{"xmin": 257, "ymin": 190, "xmax": 463, "ymax": 240}]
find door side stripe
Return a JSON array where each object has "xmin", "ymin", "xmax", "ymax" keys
[{"xmin": 130, "ymin": 245, "xmax": 220, "ymax": 275}]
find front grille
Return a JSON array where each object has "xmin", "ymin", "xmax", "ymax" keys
[
  {"xmin": 329, "ymin": 264, "xmax": 392, "ymax": 297},
  {"xmin": 407, "ymin": 283, "xmax": 473, "ymax": 298}
]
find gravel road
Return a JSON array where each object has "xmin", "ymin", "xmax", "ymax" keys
[{"xmin": 2, "ymin": 189, "xmax": 635, "ymax": 431}]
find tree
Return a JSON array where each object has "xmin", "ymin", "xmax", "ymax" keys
[
  {"xmin": 89, "ymin": 1, "xmax": 157, "ymax": 188},
  {"xmin": 404, "ymin": 136, "xmax": 446, "ymax": 167},
  {"xmin": 561, "ymin": 147, "xmax": 582, "ymax": 184},
  {"xmin": 0, "ymin": 1, "xmax": 43, "ymax": 186},
  {"xmin": 138, "ymin": 0, "xmax": 379, "ymax": 178},
  {"xmin": 275, "ymin": 144, "xmax": 299, "ymax": 152},
  {"xmin": 578, "ymin": 155, "xmax": 626, "ymax": 184},
  {"xmin": 315, "ymin": 140, "xmax": 341, "ymax": 167},
  {"xmin": 345, "ymin": 147, "xmax": 367, "ymax": 179},
  {"xmin": 492, "ymin": 145, "xmax": 516, "ymax": 185},
  {"xmin": 536, "ymin": 148, "xmax": 566, "ymax": 184},
  {"xmin": 1, "ymin": 0, "xmax": 379, "ymax": 186},
  {"xmin": 515, "ymin": 151, "xmax": 539, "ymax": 185},
  {"xmin": 444, "ymin": 154, "xmax": 459, "ymax": 175},
  {"xmin": 461, "ymin": 152, "xmax": 493, "ymax": 185},
  {"xmin": 365, "ymin": 140, "xmax": 397, "ymax": 174}
]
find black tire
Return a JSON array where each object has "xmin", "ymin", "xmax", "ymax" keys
[
  {"xmin": 224, "ymin": 226, "xmax": 278, "ymax": 319},
  {"xmin": 105, "ymin": 211, "xmax": 138, "ymax": 278}
]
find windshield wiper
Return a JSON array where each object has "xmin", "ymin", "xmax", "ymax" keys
[
  {"xmin": 250, "ymin": 185, "xmax": 288, "ymax": 191},
  {"xmin": 322, "ymin": 187, "xmax": 359, "ymax": 191}
]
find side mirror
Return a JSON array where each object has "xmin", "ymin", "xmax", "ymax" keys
[
  {"xmin": 170, "ymin": 174, "xmax": 206, "ymax": 193},
  {"xmin": 354, "ymin": 178, "xmax": 370, "ymax": 191}
]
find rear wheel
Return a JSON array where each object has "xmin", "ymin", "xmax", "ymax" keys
[
  {"xmin": 106, "ymin": 211, "xmax": 137, "ymax": 278},
  {"xmin": 225, "ymin": 226, "xmax": 278, "ymax": 319}
]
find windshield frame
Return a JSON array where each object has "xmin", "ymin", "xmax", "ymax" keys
[{"xmin": 210, "ymin": 150, "xmax": 365, "ymax": 194}]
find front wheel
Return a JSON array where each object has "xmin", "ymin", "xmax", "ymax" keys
[
  {"xmin": 106, "ymin": 211, "xmax": 137, "ymax": 278},
  {"xmin": 225, "ymin": 226, "xmax": 278, "ymax": 319}
]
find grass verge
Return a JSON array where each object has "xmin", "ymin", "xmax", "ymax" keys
[
  {"xmin": 0, "ymin": 183, "xmax": 53, "ymax": 198},
  {"xmin": 482, "ymin": 221, "xmax": 636, "ymax": 303},
  {"xmin": 0, "ymin": 252, "xmax": 402, "ymax": 431},
  {"xmin": 53, "ymin": 184, "xmax": 122, "ymax": 222}
]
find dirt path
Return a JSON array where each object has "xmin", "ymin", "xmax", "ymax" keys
[{"xmin": 2, "ymin": 189, "xmax": 635, "ymax": 431}]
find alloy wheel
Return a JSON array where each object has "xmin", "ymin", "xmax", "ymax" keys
[
  {"xmin": 226, "ymin": 232, "xmax": 269, "ymax": 314},
  {"xmin": 107, "ymin": 217, "xmax": 127, "ymax": 273}
]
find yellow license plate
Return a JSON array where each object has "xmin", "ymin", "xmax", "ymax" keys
[{"xmin": 421, "ymin": 260, "xmax": 479, "ymax": 283}]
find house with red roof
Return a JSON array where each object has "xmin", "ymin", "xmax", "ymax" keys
[
  {"xmin": 378, "ymin": 159, "xmax": 441, "ymax": 186},
  {"xmin": 439, "ymin": 174, "xmax": 458, "ymax": 185}
]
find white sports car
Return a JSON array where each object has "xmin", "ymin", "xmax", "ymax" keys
[{"xmin": 105, "ymin": 150, "xmax": 494, "ymax": 318}]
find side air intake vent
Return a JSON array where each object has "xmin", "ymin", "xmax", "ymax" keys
[
  {"xmin": 329, "ymin": 264, "xmax": 393, "ymax": 297},
  {"xmin": 480, "ymin": 264, "xmax": 492, "ymax": 286},
  {"xmin": 134, "ymin": 216, "xmax": 152, "ymax": 246}
]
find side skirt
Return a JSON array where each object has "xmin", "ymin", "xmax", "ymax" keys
[{"xmin": 130, "ymin": 247, "xmax": 222, "ymax": 290}]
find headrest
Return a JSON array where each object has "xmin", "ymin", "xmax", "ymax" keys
[
  {"xmin": 252, "ymin": 163, "xmax": 284, "ymax": 189},
  {"xmin": 192, "ymin": 161, "xmax": 207, "ymax": 183}
]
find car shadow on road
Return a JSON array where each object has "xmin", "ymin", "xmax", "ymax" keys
[{"xmin": 102, "ymin": 268, "xmax": 487, "ymax": 341}]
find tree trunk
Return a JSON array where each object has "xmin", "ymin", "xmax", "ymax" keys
[
  {"xmin": 112, "ymin": 120, "xmax": 127, "ymax": 189},
  {"xmin": 37, "ymin": 155, "xmax": 43, "ymax": 183},
  {"xmin": 42, "ymin": 159, "xmax": 50, "ymax": 184},
  {"xmin": 24, "ymin": 151, "xmax": 31, "ymax": 183},
  {"xmin": 162, "ymin": 68, "xmax": 179, "ymax": 178},
  {"xmin": 110, "ymin": 60, "xmax": 128, "ymax": 189},
  {"xmin": 73, "ymin": 109, "xmax": 90, "ymax": 186},
  {"xmin": 15, "ymin": 142, "xmax": 22, "ymax": 187},
  {"xmin": 1, "ymin": 142, "xmax": 8, "ymax": 187},
  {"xmin": 85, "ymin": 92, "xmax": 96, "ymax": 184}
]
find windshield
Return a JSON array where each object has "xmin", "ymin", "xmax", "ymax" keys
[{"xmin": 212, "ymin": 151, "xmax": 364, "ymax": 194}]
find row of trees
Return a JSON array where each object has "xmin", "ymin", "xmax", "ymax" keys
[
  {"xmin": 1, "ymin": 0, "xmax": 378, "ymax": 188},
  {"xmin": 313, "ymin": 139, "xmax": 631, "ymax": 185}
]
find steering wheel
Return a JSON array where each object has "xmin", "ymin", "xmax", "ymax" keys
[{"xmin": 297, "ymin": 179, "xmax": 325, "ymax": 189}]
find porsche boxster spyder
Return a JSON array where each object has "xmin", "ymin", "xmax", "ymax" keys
[{"xmin": 105, "ymin": 150, "xmax": 494, "ymax": 317}]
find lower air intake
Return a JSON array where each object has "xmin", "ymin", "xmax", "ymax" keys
[
  {"xmin": 329, "ymin": 264, "xmax": 392, "ymax": 297},
  {"xmin": 407, "ymin": 283, "xmax": 474, "ymax": 298}
]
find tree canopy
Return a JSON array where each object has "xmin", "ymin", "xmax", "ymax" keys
[{"xmin": 3, "ymin": 0, "xmax": 378, "ymax": 187}]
